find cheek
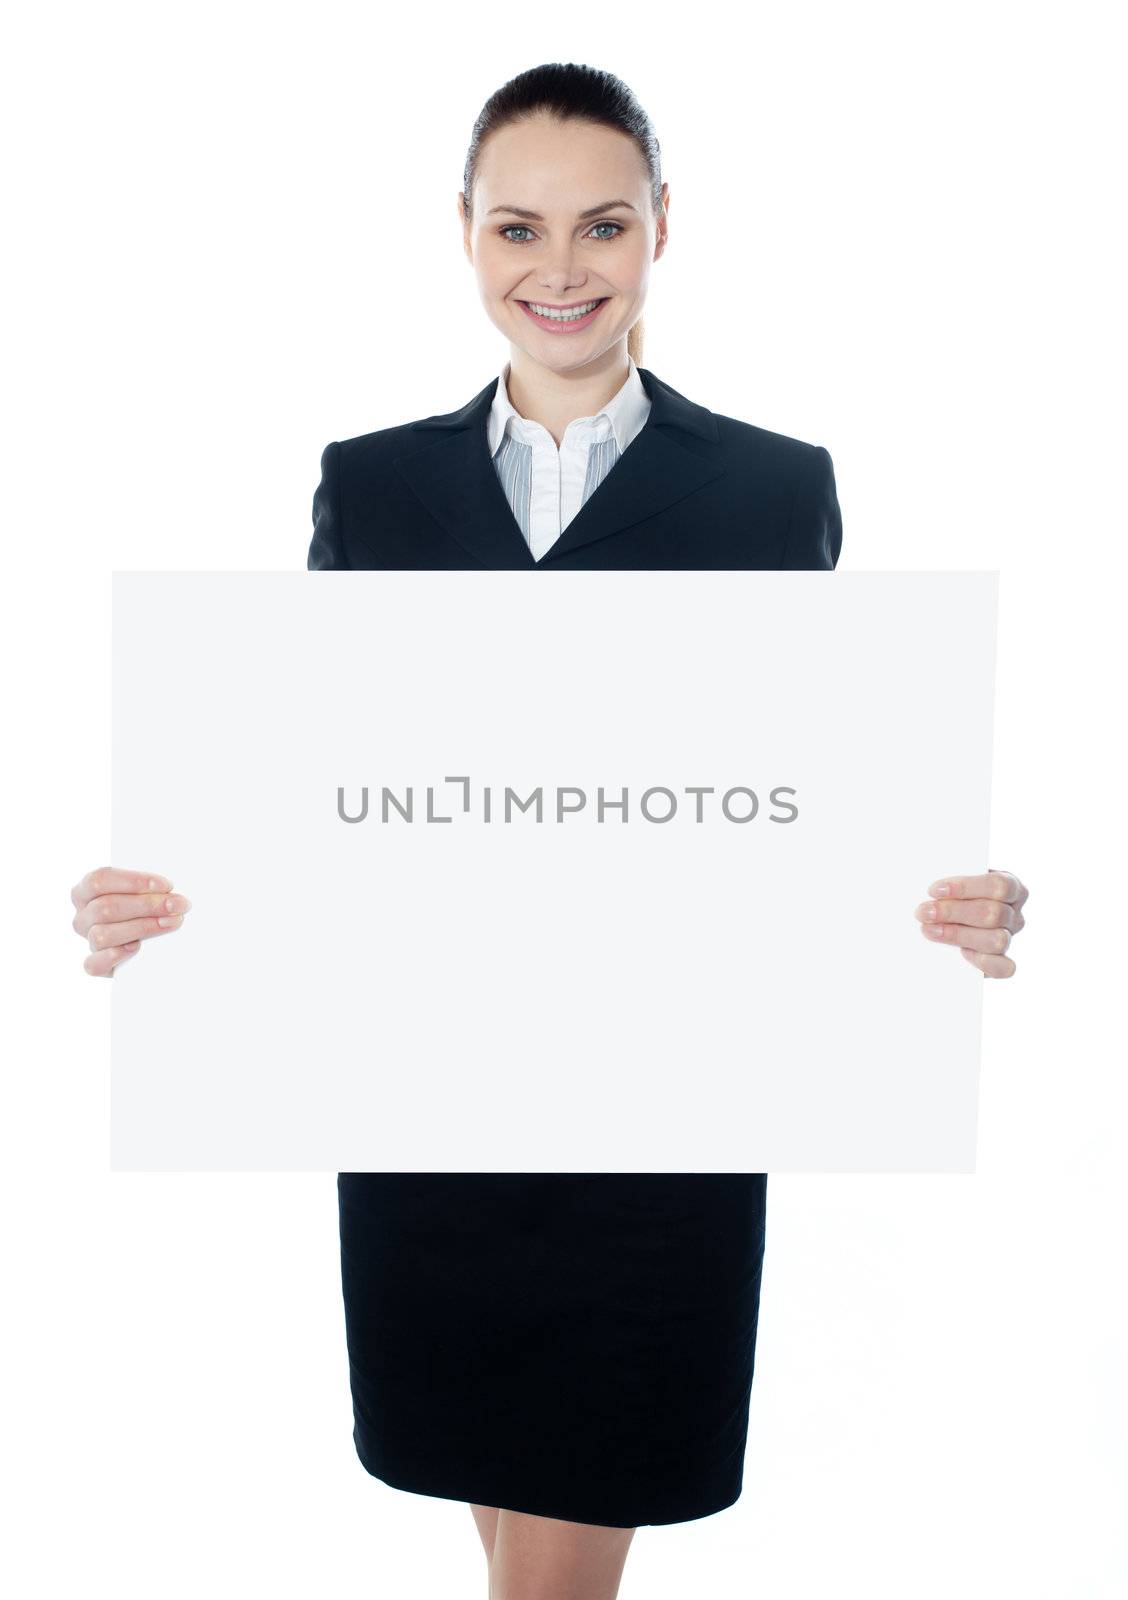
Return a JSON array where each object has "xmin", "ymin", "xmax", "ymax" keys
[
  {"xmin": 474, "ymin": 240, "xmax": 510, "ymax": 292},
  {"xmin": 610, "ymin": 241, "xmax": 651, "ymax": 292}
]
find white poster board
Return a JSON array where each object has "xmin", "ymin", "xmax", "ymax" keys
[{"xmin": 111, "ymin": 571, "xmax": 997, "ymax": 1172}]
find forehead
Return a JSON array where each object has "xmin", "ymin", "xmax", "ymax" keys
[{"xmin": 475, "ymin": 114, "xmax": 647, "ymax": 208}]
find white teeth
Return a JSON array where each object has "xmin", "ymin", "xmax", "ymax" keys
[{"xmin": 526, "ymin": 299, "xmax": 601, "ymax": 321}]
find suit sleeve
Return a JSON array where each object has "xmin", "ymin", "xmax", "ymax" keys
[
  {"xmin": 307, "ymin": 440, "xmax": 349, "ymax": 570},
  {"xmin": 781, "ymin": 444, "xmax": 843, "ymax": 570}
]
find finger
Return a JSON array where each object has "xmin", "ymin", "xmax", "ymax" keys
[
  {"xmin": 74, "ymin": 890, "xmax": 190, "ymax": 939},
  {"xmin": 987, "ymin": 867, "xmax": 1029, "ymax": 911},
  {"xmin": 86, "ymin": 913, "xmax": 186, "ymax": 954},
  {"xmin": 921, "ymin": 921, "xmax": 1011, "ymax": 956},
  {"xmin": 84, "ymin": 939, "xmax": 142, "ymax": 978},
  {"xmin": 960, "ymin": 945, "xmax": 1017, "ymax": 979},
  {"xmin": 72, "ymin": 867, "xmax": 173, "ymax": 913},
  {"xmin": 916, "ymin": 898, "xmax": 1020, "ymax": 933},
  {"xmin": 927, "ymin": 871, "xmax": 1023, "ymax": 905}
]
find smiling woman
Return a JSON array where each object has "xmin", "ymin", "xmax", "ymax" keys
[
  {"xmin": 304, "ymin": 55, "xmax": 1028, "ymax": 1600},
  {"xmin": 312, "ymin": 67, "xmax": 792, "ymax": 1600},
  {"xmin": 61, "ymin": 52, "xmax": 1031, "ymax": 1600}
]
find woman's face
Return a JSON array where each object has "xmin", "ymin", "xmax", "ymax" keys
[{"xmin": 461, "ymin": 113, "xmax": 668, "ymax": 375}]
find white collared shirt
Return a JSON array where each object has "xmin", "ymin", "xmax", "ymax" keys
[{"xmin": 487, "ymin": 355, "xmax": 652, "ymax": 562}]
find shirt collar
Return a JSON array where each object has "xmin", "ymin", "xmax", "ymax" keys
[{"xmin": 487, "ymin": 354, "xmax": 651, "ymax": 458}]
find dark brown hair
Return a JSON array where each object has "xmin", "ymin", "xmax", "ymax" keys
[{"xmin": 462, "ymin": 63, "xmax": 663, "ymax": 367}]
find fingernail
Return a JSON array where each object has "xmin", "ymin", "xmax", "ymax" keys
[
  {"xmin": 147, "ymin": 876, "xmax": 171, "ymax": 891},
  {"xmin": 156, "ymin": 914, "xmax": 183, "ymax": 927},
  {"xmin": 930, "ymin": 882, "xmax": 950, "ymax": 897}
]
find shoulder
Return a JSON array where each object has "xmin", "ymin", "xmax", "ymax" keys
[
  {"xmin": 307, "ymin": 385, "xmax": 496, "ymax": 571},
  {"xmin": 710, "ymin": 406, "xmax": 831, "ymax": 475},
  {"xmin": 641, "ymin": 367, "xmax": 829, "ymax": 476},
  {"xmin": 327, "ymin": 418, "xmax": 446, "ymax": 483},
  {"xmin": 336, "ymin": 414, "xmax": 447, "ymax": 455},
  {"xmin": 331, "ymin": 377, "xmax": 498, "ymax": 470},
  {"xmin": 647, "ymin": 376, "xmax": 842, "ymax": 570}
]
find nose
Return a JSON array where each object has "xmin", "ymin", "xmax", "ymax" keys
[{"xmin": 536, "ymin": 251, "xmax": 588, "ymax": 297}]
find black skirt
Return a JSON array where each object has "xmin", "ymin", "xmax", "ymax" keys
[{"xmin": 337, "ymin": 1172, "xmax": 768, "ymax": 1528}]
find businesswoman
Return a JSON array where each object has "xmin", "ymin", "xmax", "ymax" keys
[{"xmin": 72, "ymin": 62, "xmax": 1030, "ymax": 1600}]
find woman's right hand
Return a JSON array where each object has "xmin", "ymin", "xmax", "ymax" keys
[{"xmin": 71, "ymin": 866, "xmax": 192, "ymax": 977}]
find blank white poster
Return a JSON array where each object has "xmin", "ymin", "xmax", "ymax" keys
[{"xmin": 111, "ymin": 570, "xmax": 997, "ymax": 1171}]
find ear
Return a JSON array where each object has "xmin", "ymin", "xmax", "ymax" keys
[
  {"xmin": 458, "ymin": 193, "xmax": 473, "ymax": 264},
  {"xmin": 654, "ymin": 183, "xmax": 670, "ymax": 261}
]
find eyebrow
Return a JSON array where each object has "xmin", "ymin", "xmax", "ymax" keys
[{"xmin": 485, "ymin": 198, "xmax": 639, "ymax": 221}]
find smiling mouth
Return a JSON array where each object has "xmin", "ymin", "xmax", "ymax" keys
[{"xmin": 517, "ymin": 297, "xmax": 610, "ymax": 327}]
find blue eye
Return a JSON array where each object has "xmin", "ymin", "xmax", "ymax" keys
[{"xmin": 498, "ymin": 221, "xmax": 625, "ymax": 244}]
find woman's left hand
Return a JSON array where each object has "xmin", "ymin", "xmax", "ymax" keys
[{"xmin": 915, "ymin": 868, "xmax": 1029, "ymax": 978}]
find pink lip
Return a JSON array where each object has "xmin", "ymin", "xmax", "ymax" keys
[{"xmin": 517, "ymin": 297, "xmax": 609, "ymax": 333}]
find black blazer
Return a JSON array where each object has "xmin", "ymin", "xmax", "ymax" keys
[{"xmin": 308, "ymin": 366, "xmax": 842, "ymax": 572}]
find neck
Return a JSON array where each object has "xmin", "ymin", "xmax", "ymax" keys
[{"xmin": 504, "ymin": 340, "xmax": 631, "ymax": 446}]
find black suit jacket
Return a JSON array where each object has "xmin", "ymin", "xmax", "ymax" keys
[{"xmin": 308, "ymin": 366, "xmax": 842, "ymax": 572}]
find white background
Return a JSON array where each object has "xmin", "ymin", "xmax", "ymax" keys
[{"xmin": 3, "ymin": 1, "xmax": 1125, "ymax": 1595}]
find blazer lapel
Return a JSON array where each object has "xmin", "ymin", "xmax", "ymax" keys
[{"xmin": 391, "ymin": 367, "xmax": 726, "ymax": 568}]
